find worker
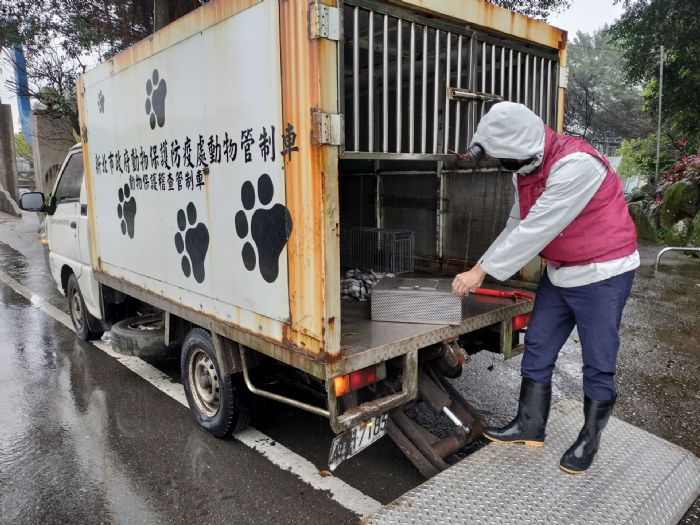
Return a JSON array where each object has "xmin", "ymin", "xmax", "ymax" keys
[{"xmin": 452, "ymin": 102, "xmax": 638, "ymax": 474}]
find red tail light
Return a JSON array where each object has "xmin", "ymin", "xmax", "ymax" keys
[{"xmin": 333, "ymin": 363, "xmax": 386, "ymax": 397}]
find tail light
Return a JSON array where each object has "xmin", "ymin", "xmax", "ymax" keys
[{"xmin": 333, "ymin": 363, "xmax": 387, "ymax": 397}]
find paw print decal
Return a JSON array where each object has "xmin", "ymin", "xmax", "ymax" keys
[
  {"xmin": 145, "ymin": 69, "xmax": 167, "ymax": 130},
  {"xmin": 117, "ymin": 184, "xmax": 136, "ymax": 238},
  {"xmin": 235, "ymin": 174, "xmax": 292, "ymax": 284},
  {"xmin": 174, "ymin": 202, "xmax": 209, "ymax": 284},
  {"xmin": 97, "ymin": 91, "xmax": 105, "ymax": 114}
]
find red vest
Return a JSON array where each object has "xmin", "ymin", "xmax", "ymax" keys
[{"xmin": 517, "ymin": 127, "xmax": 637, "ymax": 267}]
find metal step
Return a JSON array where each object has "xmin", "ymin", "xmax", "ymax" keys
[{"xmin": 366, "ymin": 399, "xmax": 700, "ymax": 525}]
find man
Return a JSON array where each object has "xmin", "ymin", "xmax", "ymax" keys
[{"xmin": 452, "ymin": 102, "xmax": 638, "ymax": 474}]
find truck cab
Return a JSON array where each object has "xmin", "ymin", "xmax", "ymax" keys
[{"xmin": 20, "ymin": 144, "xmax": 104, "ymax": 339}]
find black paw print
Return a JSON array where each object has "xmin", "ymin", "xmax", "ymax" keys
[
  {"xmin": 117, "ymin": 184, "xmax": 136, "ymax": 238},
  {"xmin": 145, "ymin": 69, "xmax": 167, "ymax": 129},
  {"xmin": 97, "ymin": 91, "xmax": 105, "ymax": 114},
  {"xmin": 174, "ymin": 202, "xmax": 209, "ymax": 284},
  {"xmin": 235, "ymin": 174, "xmax": 293, "ymax": 284}
]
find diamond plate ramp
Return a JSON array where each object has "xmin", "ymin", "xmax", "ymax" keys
[{"xmin": 366, "ymin": 399, "xmax": 700, "ymax": 525}]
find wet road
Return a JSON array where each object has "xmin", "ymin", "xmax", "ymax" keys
[{"xmin": 0, "ymin": 212, "xmax": 698, "ymax": 523}]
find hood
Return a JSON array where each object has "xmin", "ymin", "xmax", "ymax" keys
[{"xmin": 470, "ymin": 102, "xmax": 545, "ymax": 161}]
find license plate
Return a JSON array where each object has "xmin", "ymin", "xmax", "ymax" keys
[{"xmin": 328, "ymin": 414, "xmax": 388, "ymax": 471}]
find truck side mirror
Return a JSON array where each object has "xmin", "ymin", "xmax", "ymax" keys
[{"xmin": 19, "ymin": 192, "xmax": 47, "ymax": 212}]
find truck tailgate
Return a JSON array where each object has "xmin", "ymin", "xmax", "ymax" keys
[{"xmin": 366, "ymin": 399, "xmax": 700, "ymax": 524}]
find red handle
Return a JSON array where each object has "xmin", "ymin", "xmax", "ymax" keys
[
  {"xmin": 473, "ymin": 287, "xmax": 512, "ymax": 298},
  {"xmin": 473, "ymin": 287, "xmax": 534, "ymax": 302}
]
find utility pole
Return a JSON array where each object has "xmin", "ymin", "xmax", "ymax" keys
[{"xmin": 654, "ymin": 45, "xmax": 665, "ymax": 185}]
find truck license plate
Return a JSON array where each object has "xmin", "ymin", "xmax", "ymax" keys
[{"xmin": 328, "ymin": 414, "xmax": 388, "ymax": 471}]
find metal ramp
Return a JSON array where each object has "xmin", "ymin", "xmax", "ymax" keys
[{"xmin": 366, "ymin": 399, "xmax": 700, "ymax": 524}]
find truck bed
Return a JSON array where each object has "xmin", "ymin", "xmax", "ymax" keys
[{"xmin": 333, "ymin": 293, "xmax": 532, "ymax": 375}]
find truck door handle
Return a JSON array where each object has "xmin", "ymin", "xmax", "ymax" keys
[
  {"xmin": 80, "ymin": 204, "xmax": 87, "ymax": 216},
  {"xmin": 70, "ymin": 221, "xmax": 77, "ymax": 229}
]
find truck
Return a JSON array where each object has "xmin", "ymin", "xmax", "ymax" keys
[{"xmin": 19, "ymin": 0, "xmax": 566, "ymax": 474}]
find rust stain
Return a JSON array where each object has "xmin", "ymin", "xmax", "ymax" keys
[
  {"xmin": 281, "ymin": 324, "xmax": 331, "ymax": 363},
  {"xmin": 316, "ymin": 0, "xmax": 342, "ymax": 358},
  {"xmin": 280, "ymin": 0, "xmax": 327, "ymax": 355},
  {"xmin": 108, "ymin": 0, "xmax": 262, "ymax": 75},
  {"xmin": 393, "ymin": 0, "xmax": 567, "ymax": 50},
  {"xmin": 324, "ymin": 349, "xmax": 345, "ymax": 365},
  {"xmin": 76, "ymin": 76, "xmax": 101, "ymax": 272}
]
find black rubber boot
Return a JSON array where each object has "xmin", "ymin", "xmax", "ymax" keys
[
  {"xmin": 560, "ymin": 395, "xmax": 616, "ymax": 474},
  {"xmin": 483, "ymin": 378, "xmax": 551, "ymax": 447}
]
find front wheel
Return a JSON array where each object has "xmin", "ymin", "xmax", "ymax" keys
[
  {"xmin": 181, "ymin": 328, "xmax": 250, "ymax": 437},
  {"xmin": 67, "ymin": 274, "xmax": 103, "ymax": 341}
]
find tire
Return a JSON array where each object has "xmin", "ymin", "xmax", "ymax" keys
[
  {"xmin": 181, "ymin": 328, "xmax": 250, "ymax": 437},
  {"xmin": 67, "ymin": 274, "xmax": 103, "ymax": 341},
  {"xmin": 111, "ymin": 314, "xmax": 171, "ymax": 359}
]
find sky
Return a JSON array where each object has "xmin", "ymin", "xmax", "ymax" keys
[
  {"xmin": 1, "ymin": 0, "xmax": 626, "ymax": 134},
  {"xmin": 548, "ymin": 0, "xmax": 626, "ymax": 37},
  {"xmin": 0, "ymin": 55, "xmax": 22, "ymax": 129}
]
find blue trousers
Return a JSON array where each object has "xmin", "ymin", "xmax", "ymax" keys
[{"xmin": 521, "ymin": 269, "xmax": 635, "ymax": 401}]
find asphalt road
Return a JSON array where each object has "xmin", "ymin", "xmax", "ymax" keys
[{"xmin": 0, "ymin": 212, "xmax": 698, "ymax": 524}]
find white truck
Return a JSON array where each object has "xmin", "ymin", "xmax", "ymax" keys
[{"xmin": 19, "ymin": 0, "xmax": 560, "ymax": 474}]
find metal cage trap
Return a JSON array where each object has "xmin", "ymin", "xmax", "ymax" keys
[{"xmin": 340, "ymin": 226, "xmax": 415, "ymax": 274}]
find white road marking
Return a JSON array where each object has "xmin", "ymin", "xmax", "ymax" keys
[{"xmin": 0, "ymin": 268, "xmax": 382, "ymax": 517}]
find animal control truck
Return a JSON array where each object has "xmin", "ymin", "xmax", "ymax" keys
[{"xmin": 20, "ymin": 0, "xmax": 563, "ymax": 474}]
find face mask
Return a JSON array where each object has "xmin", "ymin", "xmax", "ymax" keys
[{"xmin": 498, "ymin": 158, "xmax": 528, "ymax": 172}]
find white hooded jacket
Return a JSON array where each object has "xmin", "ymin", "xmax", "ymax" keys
[{"xmin": 471, "ymin": 102, "xmax": 639, "ymax": 287}]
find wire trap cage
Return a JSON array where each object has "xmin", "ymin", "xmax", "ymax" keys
[{"xmin": 340, "ymin": 226, "xmax": 415, "ymax": 274}]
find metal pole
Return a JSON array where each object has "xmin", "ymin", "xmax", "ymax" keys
[
  {"xmin": 421, "ymin": 26, "xmax": 428, "ymax": 154},
  {"xmin": 353, "ymin": 7, "xmax": 359, "ymax": 151},
  {"xmin": 443, "ymin": 33, "xmax": 452, "ymax": 154},
  {"xmin": 654, "ymin": 45, "xmax": 664, "ymax": 185},
  {"xmin": 433, "ymin": 30, "xmax": 440, "ymax": 153},
  {"xmin": 409, "ymin": 22, "xmax": 416, "ymax": 153},
  {"xmin": 396, "ymin": 19, "xmax": 403, "ymax": 153},
  {"xmin": 383, "ymin": 15, "xmax": 389, "ymax": 153},
  {"xmin": 368, "ymin": 11, "xmax": 374, "ymax": 152}
]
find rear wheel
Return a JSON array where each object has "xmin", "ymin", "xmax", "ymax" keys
[
  {"xmin": 181, "ymin": 328, "xmax": 250, "ymax": 437},
  {"xmin": 67, "ymin": 274, "xmax": 103, "ymax": 341}
]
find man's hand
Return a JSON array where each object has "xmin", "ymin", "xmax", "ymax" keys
[{"xmin": 452, "ymin": 265, "xmax": 487, "ymax": 296}]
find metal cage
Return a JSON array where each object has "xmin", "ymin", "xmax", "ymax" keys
[
  {"xmin": 340, "ymin": 226, "xmax": 415, "ymax": 274},
  {"xmin": 341, "ymin": 0, "xmax": 560, "ymax": 160}
]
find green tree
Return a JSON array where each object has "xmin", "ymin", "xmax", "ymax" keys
[
  {"xmin": 564, "ymin": 27, "xmax": 652, "ymax": 144},
  {"xmin": 0, "ymin": 0, "xmax": 157, "ymax": 131},
  {"xmin": 487, "ymin": 0, "xmax": 571, "ymax": 20},
  {"xmin": 14, "ymin": 131, "xmax": 32, "ymax": 163},
  {"xmin": 609, "ymin": 0, "xmax": 700, "ymax": 140},
  {"xmin": 0, "ymin": 1, "xmax": 207, "ymax": 132}
]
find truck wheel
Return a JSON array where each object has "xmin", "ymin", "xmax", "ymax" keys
[
  {"xmin": 111, "ymin": 314, "xmax": 172, "ymax": 359},
  {"xmin": 67, "ymin": 274, "xmax": 103, "ymax": 341},
  {"xmin": 181, "ymin": 328, "xmax": 250, "ymax": 437}
]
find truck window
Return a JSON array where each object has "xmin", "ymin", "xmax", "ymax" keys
[{"xmin": 54, "ymin": 153, "xmax": 84, "ymax": 204}]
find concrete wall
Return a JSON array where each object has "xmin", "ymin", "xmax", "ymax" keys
[
  {"xmin": 0, "ymin": 185, "xmax": 22, "ymax": 217},
  {"xmin": 30, "ymin": 110, "xmax": 76, "ymax": 194},
  {"xmin": 0, "ymin": 102, "xmax": 20, "ymax": 203}
]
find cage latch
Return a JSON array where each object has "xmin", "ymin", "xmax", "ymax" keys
[
  {"xmin": 308, "ymin": 2, "xmax": 340, "ymax": 41},
  {"xmin": 448, "ymin": 88, "xmax": 503, "ymax": 103}
]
